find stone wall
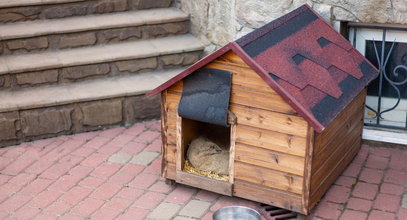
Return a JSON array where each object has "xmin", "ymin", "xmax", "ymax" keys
[{"xmin": 176, "ymin": 0, "xmax": 407, "ymax": 52}]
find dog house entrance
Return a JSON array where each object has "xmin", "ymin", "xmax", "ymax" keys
[{"xmin": 175, "ymin": 116, "xmax": 235, "ymax": 196}]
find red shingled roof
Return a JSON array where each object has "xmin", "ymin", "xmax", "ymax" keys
[{"xmin": 148, "ymin": 4, "xmax": 379, "ymax": 132}]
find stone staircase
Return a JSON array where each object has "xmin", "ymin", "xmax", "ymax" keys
[{"xmin": 0, "ymin": 0, "xmax": 205, "ymax": 147}]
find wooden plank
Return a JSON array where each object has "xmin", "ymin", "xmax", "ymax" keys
[
  {"xmin": 166, "ymin": 144, "xmax": 176, "ymax": 164},
  {"xmin": 167, "ymin": 81, "xmax": 183, "ymax": 94},
  {"xmin": 176, "ymin": 171, "xmax": 232, "ymax": 196},
  {"xmin": 233, "ymin": 180, "xmax": 304, "ymax": 214},
  {"xmin": 217, "ymin": 51, "xmax": 251, "ymax": 68},
  {"xmin": 310, "ymin": 122, "xmax": 363, "ymax": 192},
  {"xmin": 161, "ymin": 91, "xmax": 168, "ymax": 178},
  {"xmin": 165, "ymin": 92, "xmax": 181, "ymax": 113},
  {"xmin": 301, "ymin": 126, "xmax": 314, "ymax": 215},
  {"xmin": 230, "ymin": 104, "xmax": 308, "ymax": 138},
  {"xmin": 236, "ymin": 125, "xmax": 306, "ymax": 157},
  {"xmin": 234, "ymin": 161, "xmax": 303, "ymax": 194},
  {"xmin": 314, "ymin": 89, "xmax": 366, "ymax": 154},
  {"xmin": 230, "ymin": 85, "xmax": 296, "ymax": 115},
  {"xmin": 229, "ymin": 124, "xmax": 237, "ymax": 184},
  {"xmin": 166, "ymin": 163, "xmax": 176, "ymax": 180},
  {"xmin": 235, "ymin": 143, "xmax": 305, "ymax": 176},
  {"xmin": 176, "ymin": 115, "xmax": 183, "ymax": 171},
  {"xmin": 309, "ymin": 137, "xmax": 361, "ymax": 209},
  {"xmin": 312, "ymin": 108, "xmax": 363, "ymax": 171}
]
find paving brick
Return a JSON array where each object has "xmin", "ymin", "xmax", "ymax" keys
[
  {"xmin": 0, "ymin": 175, "xmax": 12, "ymax": 185},
  {"xmin": 0, "ymin": 194, "xmax": 31, "ymax": 212},
  {"xmin": 82, "ymin": 136, "xmax": 111, "ymax": 148},
  {"xmin": 397, "ymin": 208, "xmax": 407, "ymax": 220},
  {"xmin": 353, "ymin": 146, "xmax": 369, "ymax": 164},
  {"xmin": 40, "ymin": 162, "xmax": 73, "ymax": 180},
  {"xmin": 90, "ymin": 163, "xmax": 122, "ymax": 179},
  {"xmin": 80, "ymin": 153, "xmax": 109, "ymax": 167},
  {"xmin": 380, "ymin": 183, "xmax": 404, "ymax": 195},
  {"xmin": 334, "ymin": 176, "xmax": 357, "ymax": 188},
  {"xmin": 133, "ymin": 191, "xmax": 165, "ymax": 209},
  {"xmin": 25, "ymin": 160, "xmax": 55, "ymax": 175},
  {"xmin": 389, "ymin": 151, "xmax": 407, "ymax": 171},
  {"xmin": 123, "ymin": 123, "xmax": 145, "ymax": 136},
  {"xmin": 173, "ymin": 216, "xmax": 195, "ymax": 220},
  {"xmin": 324, "ymin": 185, "xmax": 350, "ymax": 204},
  {"xmin": 166, "ymin": 185, "xmax": 197, "ymax": 204},
  {"xmin": 1, "ymin": 154, "xmax": 36, "ymax": 175},
  {"xmin": 2, "ymin": 148, "xmax": 23, "ymax": 158},
  {"xmin": 32, "ymin": 213, "xmax": 59, "ymax": 220},
  {"xmin": 145, "ymin": 139, "xmax": 161, "ymax": 152},
  {"xmin": 195, "ymin": 190, "xmax": 220, "ymax": 201},
  {"xmin": 43, "ymin": 200, "xmax": 73, "ymax": 216},
  {"xmin": 201, "ymin": 212, "xmax": 213, "ymax": 220},
  {"xmin": 99, "ymin": 127, "xmax": 125, "ymax": 138},
  {"xmin": 68, "ymin": 165, "xmax": 94, "ymax": 177},
  {"xmin": 59, "ymin": 154, "xmax": 85, "ymax": 166},
  {"xmin": 71, "ymin": 147, "xmax": 96, "ymax": 157},
  {"xmin": 145, "ymin": 121, "xmax": 161, "ymax": 131},
  {"xmin": 90, "ymin": 182, "xmax": 122, "ymax": 200},
  {"xmin": 120, "ymin": 141, "xmax": 145, "ymax": 155},
  {"xmin": 367, "ymin": 210, "xmax": 395, "ymax": 220},
  {"xmin": 402, "ymin": 193, "xmax": 407, "ymax": 209},
  {"xmin": 78, "ymin": 176, "xmax": 105, "ymax": 189},
  {"xmin": 108, "ymin": 172, "xmax": 135, "ymax": 185},
  {"xmin": 313, "ymin": 201, "xmax": 342, "ymax": 219},
  {"xmin": 342, "ymin": 163, "xmax": 362, "ymax": 178},
  {"xmin": 43, "ymin": 140, "xmax": 85, "ymax": 161},
  {"xmin": 70, "ymin": 131, "xmax": 100, "ymax": 141},
  {"xmin": 179, "ymin": 199, "xmax": 211, "ymax": 218},
  {"xmin": 117, "ymin": 207, "xmax": 149, "ymax": 220},
  {"xmin": 97, "ymin": 144, "xmax": 122, "ymax": 155},
  {"xmin": 118, "ymin": 163, "xmax": 145, "ymax": 175},
  {"xmin": 130, "ymin": 151, "xmax": 159, "ymax": 166},
  {"xmin": 144, "ymin": 158, "xmax": 161, "ymax": 174},
  {"xmin": 8, "ymin": 173, "xmax": 36, "ymax": 186},
  {"xmin": 149, "ymin": 180, "xmax": 175, "ymax": 193},
  {"xmin": 19, "ymin": 178, "xmax": 53, "ymax": 196},
  {"xmin": 346, "ymin": 198, "xmax": 373, "ymax": 212},
  {"xmin": 0, "ymin": 157, "xmax": 13, "ymax": 171},
  {"xmin": 13, "ymin": 205, "xmax": 42, "ymax": 219},
  {"xmin": 47, "ymin": 175, "xmax": 81, "ymax": 192},
  {"xmin": 359, "ymin": 168, "xmax": 384, "ymax": 184},
  {"xmin": 340, "ymin": 209, "xmax": 368, "ymax": 220},
  {"xmin": 365, "ymin": 155, "xmax": 389, "ymax": 170},
  {"xmin": 59, "ymin": 214, "xmax": 85, "ymax": 220},
  {"xmin": 352, "ymin": 182, "xmax": 378, "ymax": 200},
  {"xmin": 373, "ymin": 193, "xmax": 400, "ymax": 212},
  {"xmin": 133, "ymin": 131, "xmax": 160, "ymax": 144},
  {"xmin": 70, "ymin": 198, "xmax": 105, "ymax": 216},
  {"xmin": 0, "ymin": 182, "xmax": 23, "ymax": 199},
  {"xmin": 115, "ymin": 187, "xmax": 144, "ymax": 200},
  {"xmin": 108, "ymin": 153, "xmax": 133, "ymax": 164},
  {"xmin": 107, "ymin": 134, "xmax": 135, "ymax": 146},
  {"xmin": 128, "ymin": 173, "xmax": 158, "ymax": 189},
  {"xmin": 60, "ymin": 186, "xmax": 92, "ymax": 205},
  {"xmin": 28, "ymin": 190, "xmax": 63, "ymax": 208},
  {"xmin": 148, "ymin": 202, "xmax": 181, "ymax": 219},
  {"xmin": 91, "ymin": 207, "xmax": 122, "ymax": 220},
  {"xmin": 384, "ymin": 169, "xmax": 407, "ymax": 185},
  {"xmin": 105, "ymin": 197, "xmax": 133, "ymax": 211}
]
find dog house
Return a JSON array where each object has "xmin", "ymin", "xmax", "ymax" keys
[{"xmin": 147, "ymin": 4, "xmax": 378, "ymax": 214}]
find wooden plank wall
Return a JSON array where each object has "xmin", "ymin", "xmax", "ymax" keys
[
  {"xmin": 308, "ymin": 89, "xmax": 366, "ymax": 211},
  {"xmin": 161, "ymin": 51, "xmax": 309, "ymax": 213}
]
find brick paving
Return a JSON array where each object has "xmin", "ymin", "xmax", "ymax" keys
[{"xmin": 0, "ymin": 120, "xmax": 406, "ymax": 219}]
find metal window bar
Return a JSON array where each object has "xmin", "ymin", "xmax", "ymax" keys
[{"xmin": 347, "ymin": 24, "xmax": 407, "ymax": 130}]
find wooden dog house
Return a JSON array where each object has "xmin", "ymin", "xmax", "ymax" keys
[{"xmin": 148, "ymin": 5, "xmax": 378, "ymax": 214}]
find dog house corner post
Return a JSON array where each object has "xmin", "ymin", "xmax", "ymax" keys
[
  {"xmin": 301, "ymin": 125, "xmax": 315, "ymax": 214},
  {"xmin": 228, "ymin": 112, "xmax": 237, "ymax": 184},
  {"xmin": 160, "ymin": 91, "xmax": 168, "ymax": 179}
]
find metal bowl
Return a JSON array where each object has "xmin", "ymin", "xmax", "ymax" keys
[{"xmin": 213, "ymin": 206, "xmax": 261, "ymax": 220}]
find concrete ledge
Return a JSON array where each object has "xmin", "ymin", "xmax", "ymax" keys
[
  {"xmin": 0, "ymin": 8, "xmax": 188, "ymax": 40},
  {"xmin": 362, "ymin": 127, "xmax": 407, "ymax": 146},
  {"xmin": 0, "ymin": 0, "xmax": 85, "ymax": 8}
]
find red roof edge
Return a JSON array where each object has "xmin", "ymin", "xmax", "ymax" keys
[
  {"xmin": 229, "ymin": 42, "xmax": 325, "ymax": 132},
  {"xmin": 146, "ymin": 43, "xmax": 234, "ymax": 96},
  {"xmin": 304, "ymin": 4, "xmax": 379, "ymax": 73}
]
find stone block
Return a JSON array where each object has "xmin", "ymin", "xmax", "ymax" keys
[
  {"xmin": 90, "ymin": 0, "xmax": 128, "ymax": 14},
  {"xmin": 143, "ymin": 22, "xmax": 189, "ymax": 38},
  {"xmin": 21, "ymin": 107, "xmax": 73, "ymax": 137},
  {"xmin": 115, "ymin": 57, "xmax": 157, "ymax": 73},
  {"xmin": 100, "ymin": 27, "xmax": 141, "ymax": 43},
  {"xmin": 179, "ymin": 200, "xmax": 211, "ymax": 218},
  {"xmin": 42, "ymin": 5, "xmax": 87, "ymax": 19},
  {"xmin": 148, "ymin": 202, "xmax": 181, "ymax": 220},
  {"xmin": 138, "ymin": 0, "xmax": 172, "ymax": 9},
  {"xmin": 160, "ymin": 53, "xmax": 199, "ymax": 67},
  {"xmin": 124, "ymin": 94, "xmax": 160, "ymax": 124},
  {"xmin": 0, "ymin": 7, "xmax": 41, "ymax": 23},
  {"xmin": 81, "ymin": 99, "xmax": 123, "ymax": 126},
  {"xmin": 0, "ymin": 112, "xmax": 19, "ymax": 141},
  {"xmin": 16, "ymin": 69, "xmax": 59, "ymax": 85},
  {"xmin": 7, "ymin": 37, "xmax": 48, "ymax": 51},
  {"xmin": 59, "ymin": 32, "xmax": 97, "ymax": 49},
  {"xmin": 61, "ymin": 64, "xmax": 109, "ymax": 80},
  {"xmin": 130, "ymin": 151, "xmax": 159, "ymax": 166},
  {"xmin": 0, "ymin": 76, "xmax": 5, "ymax": 87}
]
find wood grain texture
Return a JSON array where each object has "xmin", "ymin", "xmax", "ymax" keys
[
  {"xmin": 176, "ymin": 171, "xmax": 232, "ymax": 196},
  {"xmin": 235, "ymin": 143, "xmax": 305, "ymax": 176},
  {"xmin": 160, "ymin": 91, "xmax": 168, "ymax": 178},
  {"xmin": 234, "ymin": 161, "xmax": 303, "ymax": 194},
  {"xmin": 236, "ymin": 125, "xmax": 306, "ymax": 157},
  {"xmin": 301, "ymin": 125, "xmax": 314, "ymax": 214},
  {"xmin": 229, "ymin": 124, "xmax": 237, "ymax": 184},
  {"xmin": 233, "ymin": 180, "xmax": 303, "ymax": 214}
]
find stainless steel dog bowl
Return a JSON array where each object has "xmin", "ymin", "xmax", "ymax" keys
[{"xmin": 213, "ymin": 206, "xmax": 261, "ymax": 220}]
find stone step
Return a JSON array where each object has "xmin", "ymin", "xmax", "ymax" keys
[
  {"xmin": 0, "ymin": 68, "xmax": 182, "ymax": 146},
  {"xmin": 0, "ymin": 0, "xmax": 173, "ymax": 23},
  {"xmin": 0, "ymin": 8, "xmax": 189, "ymax": 55},
  {"xmin": 0, "ymin": 34, "xmax": 204, "ymax": 89}
]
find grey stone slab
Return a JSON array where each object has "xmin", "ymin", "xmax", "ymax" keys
[
  {"xmin": 179, "ymin": 200, "xmax": 211, "ymax": 218},
  {"xmin": 402, "ymin": 193, "xmax": 407, "ymax": 209},
  {"xmin": 148, "ymin": 202, "xmax": 181, "ymax": 220},
  {"xmin": 130, "ymin": 151, "xmax": 159, "ymax": 166},
  {"xmin": 108, "ymin": 153, "xmax": 133, "ymax": 164}
]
